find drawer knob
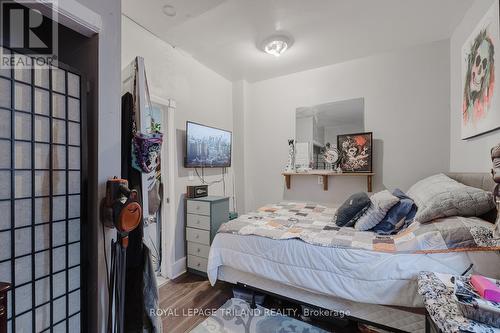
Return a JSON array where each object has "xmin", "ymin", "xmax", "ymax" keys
[
  {"xmin": 197, "ymin": 248, "xmax": 201, "ymax": 253},
  {"xmin": 197, "ymin": 262, "xmax": 201, "ymax": 267},
  {"xmin": 196, "ymin": 206, "xmax": 200, "ymax": 210},
  {"xmin": 195, "ymin": 234, "xmax": 199, "ymax": 239}
]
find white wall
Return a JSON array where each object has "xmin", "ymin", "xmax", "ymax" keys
[
  {"xmin": 243, "ymin": 40, "xmax": 451, "ymax": 210},
  {"xmin": 232, "ymin": 80, "xmax": 248, "ymax": 214},
  {"xmin": 450, "ymin": 0, "xmax": 500, "ymax": 172},
  {"xmin": 121, "ymin": 16, "xmax": 234, "ymax": 272}
]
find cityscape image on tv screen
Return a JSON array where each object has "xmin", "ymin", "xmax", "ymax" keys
[{"xmin": 186, "ymin": 122, "xmax": 232, "ymax": 167}]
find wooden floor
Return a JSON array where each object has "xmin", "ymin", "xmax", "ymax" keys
[
  {"xmin": 158, "ymin": 273, "xmax": 363, "ymax": 333},
  {"xmin": 159, "ymin": 273, "xmax": 233, "ymax": 333}
]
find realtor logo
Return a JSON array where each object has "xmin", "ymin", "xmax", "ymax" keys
[{"xmin": 1, "ymin": 1, "xmax": 58, "ymax": 68}]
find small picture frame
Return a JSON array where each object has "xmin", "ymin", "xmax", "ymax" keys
[{"xmin": 337, "ymin": 132, "xmax": 373, "ymax": 173}]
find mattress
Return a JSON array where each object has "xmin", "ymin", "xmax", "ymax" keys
[{"xmin": 207, "ymin": 233, "xmax": 500, "ymax": 307}]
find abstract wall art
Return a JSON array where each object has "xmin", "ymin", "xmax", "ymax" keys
[{"xmin": 461, "ymin": 0, "xmax": 500, "ymax": 139}]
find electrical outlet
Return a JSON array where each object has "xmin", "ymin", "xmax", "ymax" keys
[
  {"xmin": 188, "ymin": 171, "xmax": 194, "ymax": 181},
  {"xmin": 318, "ymin": 176, "xmax": 323, "ymax": 185}
]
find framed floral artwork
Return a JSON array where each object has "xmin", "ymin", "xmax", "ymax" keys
[{"xmin": 337, "ymin": 132, "xmax": 373, "ymax": 173}]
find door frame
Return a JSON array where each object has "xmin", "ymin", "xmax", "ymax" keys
[
  {"xmin": 22, "ymin": 0, "xmax": 102, "ymax": 37},
  {"xmin": 23, "ymin": 2, "xmax": 104, "ymax": 332},
  {"xmin": 151, "ymin": 94, "xmax": 177, "ymax": 280}
]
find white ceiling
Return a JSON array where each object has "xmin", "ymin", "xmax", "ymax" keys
[{"xmin": 122, "ymin": 0, "xmax": 474, "ymax": 82}]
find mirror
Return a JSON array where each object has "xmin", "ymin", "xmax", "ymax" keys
[{"xmin": 295, "ymin": 98, "xmax": 364, "ymax": 170}]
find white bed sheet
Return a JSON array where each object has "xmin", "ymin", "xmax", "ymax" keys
[{"xmin": 207, "ymin": 233, "xmax": 500, "ymax": 307}]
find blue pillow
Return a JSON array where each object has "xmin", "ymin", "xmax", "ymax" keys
[
  {"xmin": 354, "ymin": 190, "xmax": 400, "ymax": 231},
  {"xmin": 335, "ymin": 192, "xmax": 371, "ymax": 227},
  {"xmin": 372, "ymin": 189, "xmax": 417, "ymax": 235}
]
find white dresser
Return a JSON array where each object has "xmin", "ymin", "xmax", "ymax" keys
[{"xmin": 185, "ymin": 196, "xmax": 229, "ymax": 275}]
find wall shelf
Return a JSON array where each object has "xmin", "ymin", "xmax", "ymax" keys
[{"xmin": 282, "ymin": 171, "xmax": 375, "ymax": 192}]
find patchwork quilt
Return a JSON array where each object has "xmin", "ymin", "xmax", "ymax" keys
[{"xmin": 217, "ymin": 202, "xmax": 500, "ymax": 254}]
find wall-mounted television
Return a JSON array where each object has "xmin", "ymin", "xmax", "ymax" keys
[{"xmin": 185, "ymin": 121, "xmax": 232, "ymax": 168}]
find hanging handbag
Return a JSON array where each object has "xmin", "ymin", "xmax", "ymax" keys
[
  {"xmin": 131, "ymin": 131, "xmax": 163, "ymax": 174},
  {"xmin": 131, "ymin": 61, "xmax": 163, "ymax": 174}
]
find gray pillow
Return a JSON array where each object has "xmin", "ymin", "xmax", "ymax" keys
[
  {"xmin": 355, "ymin": 190, "xmax": 400, "ymax": 231},
  {"xmin": 407, "ymin": 173, "xmax": 495, "ymax": 223},
  {"xmin": 335, "ymin": 192, "xmax": 371, "ymax": 227}
]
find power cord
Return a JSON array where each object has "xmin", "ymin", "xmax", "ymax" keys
[
  {"xmin": 102, "ymin": 221, "xmax": 110, "ymax": 292},
  {"xmin": 222, "ymin": 167, "xmax": 226, "ymax": 197},
  {"xmin": 194, "ymin": 167, "xmax": 234, "ymax": 210},
  {"xmin": 232, "ymin": 169, "xmax": 237, "ymax": 212},
  {"xmin": 195, "ymin": 167, "xmax": 225, "ymax": 186}
]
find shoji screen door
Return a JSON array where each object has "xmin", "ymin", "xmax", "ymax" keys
[{"xmin": 0, "ymin": 48, "xmax": 84, "ymax": 333}]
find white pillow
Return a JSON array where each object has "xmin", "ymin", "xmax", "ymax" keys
[
  {"xmin": 355, "ymin": 190, "xmax": 400, "ymax": 231},
  {"xmin": 407, "ymin": 173, "xmax": 495, "ymax": 223}
]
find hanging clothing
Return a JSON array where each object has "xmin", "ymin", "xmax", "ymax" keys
[{"xmin": 143, "ymin": 244, "xmax": 162, "ymax": 333}]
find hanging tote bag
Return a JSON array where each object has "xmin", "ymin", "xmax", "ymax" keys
[{"xmin": 131, "ymin": 61, "xmax": 164, "ymax": 174}]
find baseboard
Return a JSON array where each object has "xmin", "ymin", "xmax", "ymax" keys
[
  {"xmin": 170, "ymin": 257, "xmax": 187, "ymax": 279},
  {"xmin": 156, "ymin": 275, "xmax": 169, "ymax": 288}
]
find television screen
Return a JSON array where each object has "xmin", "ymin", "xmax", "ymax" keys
[{"xmin": 185, "ymin": 121, "xmax": 232, "ymax": 167}]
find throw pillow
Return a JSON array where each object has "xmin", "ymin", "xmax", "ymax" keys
[
  {"xmin": 372, "ymin": 189, "xmax": 417, "ymax": 234},
  {"xmin": 355, "ymin": 190, "xmax": 400, "ymax": 231},
  {"xmin": 335, "ymin": 192, "xmax": 371, "ymax": 227},
  {"xmin": 407, "ymin": 173, "xmax": 495, "ymax": 223}
]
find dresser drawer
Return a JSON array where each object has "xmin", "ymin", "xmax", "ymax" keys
[
  {"xmin": 186, "ymin": 227, "xmax": 210, "ymax": 245},
  {"xmin": 187, "ymin": 242, "xmax": 210, "ymax": 258},
  {"xmin": 187, "ymin": 255, "xmax": 208, "ymax": 272},
  {"xmin": 186, "ymin": 213, "xmax": 210, "ymax": 230},
  {"xmin": 186, "ymin": 200, "xmax": 211, "ymax": 216}
]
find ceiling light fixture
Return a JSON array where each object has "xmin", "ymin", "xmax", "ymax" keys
[
  {"xmin": 162, "ymin": 4, "xmax": 177, "ymax": 17},
  {"xmin": 261, "ymin": 35, "xmax": 293, "ymax": 57}
]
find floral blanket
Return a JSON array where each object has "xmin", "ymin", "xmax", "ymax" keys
[
  {"xmin": 417, "ymin": 272, "xmax": 500, "ymax": 333},
  {"xmin": 217, "ymin": 202, "xmax": 500, "ymax": 254}
]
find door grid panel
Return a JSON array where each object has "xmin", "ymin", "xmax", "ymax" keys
[{"xmin": 0, "ymin": 47, "xmax": 82, "ymax": 333}]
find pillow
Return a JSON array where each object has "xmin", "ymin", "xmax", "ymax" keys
[
  {"xmin": 355, "ymin": 190, "xmax": 400, "ymax": 231},
  {"xmin": 407, "ymin": 173, "xmax": 495, "ymax": 223},
  {"xmin": 372, "ymin": 189, "xmax": 417, "ymax": 234},
  {"xmin": 335, "ymin": 192, "xmax": 371, "ymax": 227}
]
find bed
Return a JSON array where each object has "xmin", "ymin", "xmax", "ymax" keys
[{"xmin": 206, "ymin": 173, "xmax": 500, "ymax": 332}]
